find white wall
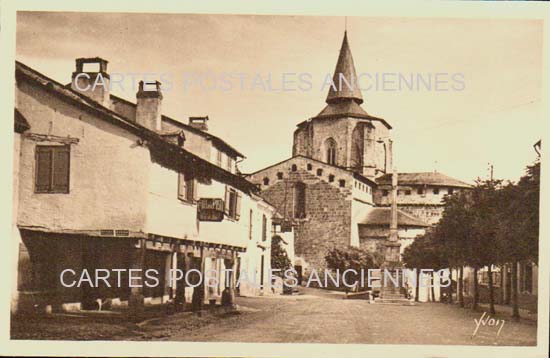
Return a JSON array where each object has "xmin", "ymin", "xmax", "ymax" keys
[{"xmin": 16, "ymin": 80, "xmax": 151, "ymax": 233}]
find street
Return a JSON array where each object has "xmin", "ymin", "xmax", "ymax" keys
[{"xmin": 11, "ymin": 287, "xmax": 537, "ymax": 346}]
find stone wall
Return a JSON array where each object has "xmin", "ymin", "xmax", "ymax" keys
[
  {"xmin": 251, "ymin": 161, "xmax": 353, "ymax": 272},
  {"xmin": 292, "ymin": 117, "xmax": 391, "ymax": 178}
]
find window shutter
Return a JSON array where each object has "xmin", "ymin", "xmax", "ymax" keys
[
  {"xmin": 224, "ymin": 186, "xmax": 230, "ymax": 215},
  {"xmin": 235, "ymin": 192, "xmax": 242, "ymax": 220},
  {"xmin": 52, "ymin": 146, "xmax": 70, "ymax": 192},
  {"xmin": 178, "ymin": 173, "xmax": 186, "ymax": 200},
  {"xmin": 192, "ymin": 178, "xmax": 198, "ymax": 203},
  {"xmin": 35, "ymin": 147, "xmax": 52, "ymax": 192},
  {"xmin": 262, "ymin": 215, "xmax": 267, "ymax": 241}
]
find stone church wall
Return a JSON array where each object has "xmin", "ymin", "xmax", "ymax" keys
[{"xmin": 249, "ymin": 160, "xmax": 354, "ymax": 273}]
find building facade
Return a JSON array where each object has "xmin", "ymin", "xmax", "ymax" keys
[
  {"xmin": 12, "ymin": 59, "xmax": 283, "ymax": 315},
  {"xmin": 247, "ymin": 32, "xmax": 470, "ymax": 285}
]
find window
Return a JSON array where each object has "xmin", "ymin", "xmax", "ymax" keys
[
  {"xmin": 35, "ymin": 145, "xmax": 70, "ymax": 193},
  {"xmin": 329, "ymin": 174, "xmax": 335, "ymax": 183},
  {"xmin": 433, "ymin": 188, "xmax": 440, "ymax": 195},
  {"xmin": 261, "ymin": 214, "xmax": 267, "ymax": 241},
  {"xmin": 448, "ymin": 188, "xmax": 454, "ymax": 195},
  {"xmin": 216, "ymin": 149, "xmax": 222, "ymax": 167},
  {"xmin": 178, "ymin": 172, "xmax": 196, "ymax": 203},
  {"xmin": 316, "ymin": 168, "xmax": 323, "ymax": 176},
  {"xmin": 339, "ymin": 179, "xmax": 345, "ymax": 188},
  {"xmin": 325, "ymin": 138, "xmax": 337, "ymax": 165},
  {"xmin": 177, "ymin": 132, "xmax": 186, "ymax": 147},
  {"xmin": 263, "ymin": 177, "xmax": 270, "ymax": 186},
  {"xmin": 307, "ymin": 163, "xmax": 312, "ymax": 171},
  {"xmin": 224, "ymin": 186, "xmax": 241, "ymax": 220},
  {"xmin": 291, "ymin": 164, "xmax": 297, "ymax": 172},
  {"xmin": 226, "ymin": 156, "xmax": 233, "ymax": 171},
  {"xmin": 277, "ymin": 172, "xmax": 283, "ymax": 180},
  {"xmin": 294, "ymin": 182, "xmax": 306, "ymax": 219},
  {"xmin": 405, "ymin": 190, "xmax": 412, "ymax": 195},
  {"xmin": 417, "ymin": 188, "xmax": 424, "ymax": 195}
]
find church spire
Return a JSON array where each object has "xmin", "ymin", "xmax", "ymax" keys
[{"xmin": 326, "ymin": 31, "xmax": 364, "ymax": 105}]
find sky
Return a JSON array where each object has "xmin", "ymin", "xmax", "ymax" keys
[{"xmin": 15, "ymin": 12, "xmax": 543, "ymax": 183}]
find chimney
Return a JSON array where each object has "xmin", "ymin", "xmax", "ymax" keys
[
  {"xmin": 136, "ymin": 80, "xmax": 163, "ymax": 132},
  {"xmin": 71, "ymin": 57, "xmax": 110, "ymax": 107},
  {"xmin": 188, "ymin": 116, "xmax": 209, "ymax": 131}
]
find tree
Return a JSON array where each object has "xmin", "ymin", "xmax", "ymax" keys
[
  {"xmin": 496, "ymin": 161, "xmax": 540, "ymax": 320},
  {"xmin": 271, "ymin": 235, "xmax": 291, "ymax": 273},
  {"xmin": 402, "ymin": 230, "xmax": 448, "ymax": 302},
  {"xmin": 325, "ymin": 246, "xmax": 382, "ymax": 292},
  {"xmin": 437, "ymin": 190, "xmax": 475, "ymax": 307}
]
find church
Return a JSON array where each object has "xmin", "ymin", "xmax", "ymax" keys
[{"xmin": 246, "ymin": 32, "xmax": 470, "ymax": 275}]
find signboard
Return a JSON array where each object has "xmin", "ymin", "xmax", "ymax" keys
[{"xmin": 197, "ymin": 198, "xmax": 225, "ymax": 222}]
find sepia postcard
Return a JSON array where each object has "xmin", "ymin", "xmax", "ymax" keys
[{"xmin": 0, "ymin": 1, "xmax": 548, "ymax": 357}]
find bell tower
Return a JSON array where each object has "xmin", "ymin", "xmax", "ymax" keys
[{"xmin": 292, "ymin": 31, "xmax": 393, "ymax": 180}]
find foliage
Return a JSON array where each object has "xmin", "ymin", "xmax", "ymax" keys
[
  {"xmin": 271, "ymin": 235, "xmax": 292, "ymax": 273},
  {"xmin": 404, "ymin": 159, "xmax": 540, "ymax": 313},
  {"xmin": 325, "ymin": 246, "xmax": 382, "ymax": 273}
]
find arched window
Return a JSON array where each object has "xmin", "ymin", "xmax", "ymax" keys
[
  {"xmin": 294, "ymin": 182, "xmax": 306, "ymax": 219},
  {"xmin": 263, "ymin": 177, "xmax": 270, "ymax": 186},
  {"xmin": 324, "ymin": 138, "xmax": 337, "ymax": 165}
]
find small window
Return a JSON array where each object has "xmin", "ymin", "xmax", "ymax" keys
[
  {"xmin": 177, "ymin": 132, "xmax": 186, "ymax": 147},
  {"xmin": 448, "ymin": 188, "xmax": 454, "ymax": 195},
  {"xmin": 263, "ymin": 177, "xmax": 270, "ymax": 186},
  {"xmin": 277, "ymin": 172, "xmax": 283, "ymax": 180},
  {"xmin": 433, "ymin": 188, "xmax": 440, "ymax": 195},
  {"xmin": 291, "ymin": 164, "xmax": 297, "ymax": 172},
  {"xmin": 178, "ymin": 172, "xmax": 196, "ymax": 203},
  {"xmin": 226, "ymin": 156, "xmax": 233, "ymax": 171},
  {"xmin": 339, "ymin": 179, "xmax": 345, "ymax": 188},
  {"xmin": 307, "ymin": 163, "xmax": 312, "ymax": 171},
  {"xmin": 294, "ymin": 182, "xmax": 306, "ymax": 219},
  {"xmin": 405, "ymin": 190, "xmax": 412, "ymax": 195},
  {"xmin": 35, "ymin": 145, "xmax": 70, "ymax": 193},
  {"xmin": 262, "ymin": 214, "xmax": 267, "ymax": 241},
  {"xmin": 417, "ymin": 188, "xmax": 424, "ymax": 195},
  {"xmin": 325, "ymin": 138, "xmax": 337, "ymax": 165},
  {"xmin": 224, "ymin": 187, "xmax": 241, "ymax": 220},
  {"xmin": 328, "ymin": 174, "xmax": 335, "ymax": 183},
  {"xmin": 316, "ymin": 168, "xmax": 323, "ymax": 176},
  {"xmin": 382, "ymin": 190, "xmax": 389, "ymax": 196}
]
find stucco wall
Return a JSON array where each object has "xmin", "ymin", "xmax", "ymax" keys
[{"xmin": 16, "ymin": 80, "xmax": 150, "ymax": 232}]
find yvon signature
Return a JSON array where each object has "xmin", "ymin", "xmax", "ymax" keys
[{"xmin": 472, "ymin": 312, "xmax": 505, "ymax": 339}]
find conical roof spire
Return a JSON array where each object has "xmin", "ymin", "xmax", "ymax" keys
[{"xmin": 326, "ymin": 31, "xmax": 363, "ymax": 105}]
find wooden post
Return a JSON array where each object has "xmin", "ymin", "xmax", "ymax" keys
[
  {"xmin": 192, "ymin": 248, "xmax": 205, "ymax": 313},
  {"xmin": 128, "ymin": 238, "xmax": 146, "ymax": 321},
  {"xmin": 174, "ymin": 251, "xmax": 187, "ymax": 312},
  {"xmin": 221, "ymin": 254, "xmax": 236, "ymax": 307}
]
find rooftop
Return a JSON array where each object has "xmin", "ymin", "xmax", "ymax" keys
[
  {"xmin": 376, "ymin": 172, "xmax": 472, "ymax": 188},
  {"xmin": 359, "ymin": 207, "xmax": 429, "ymax": 228},
  {"xmin": 15, "ymin": 60, "xmax": 256, "ymax": 195}
]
